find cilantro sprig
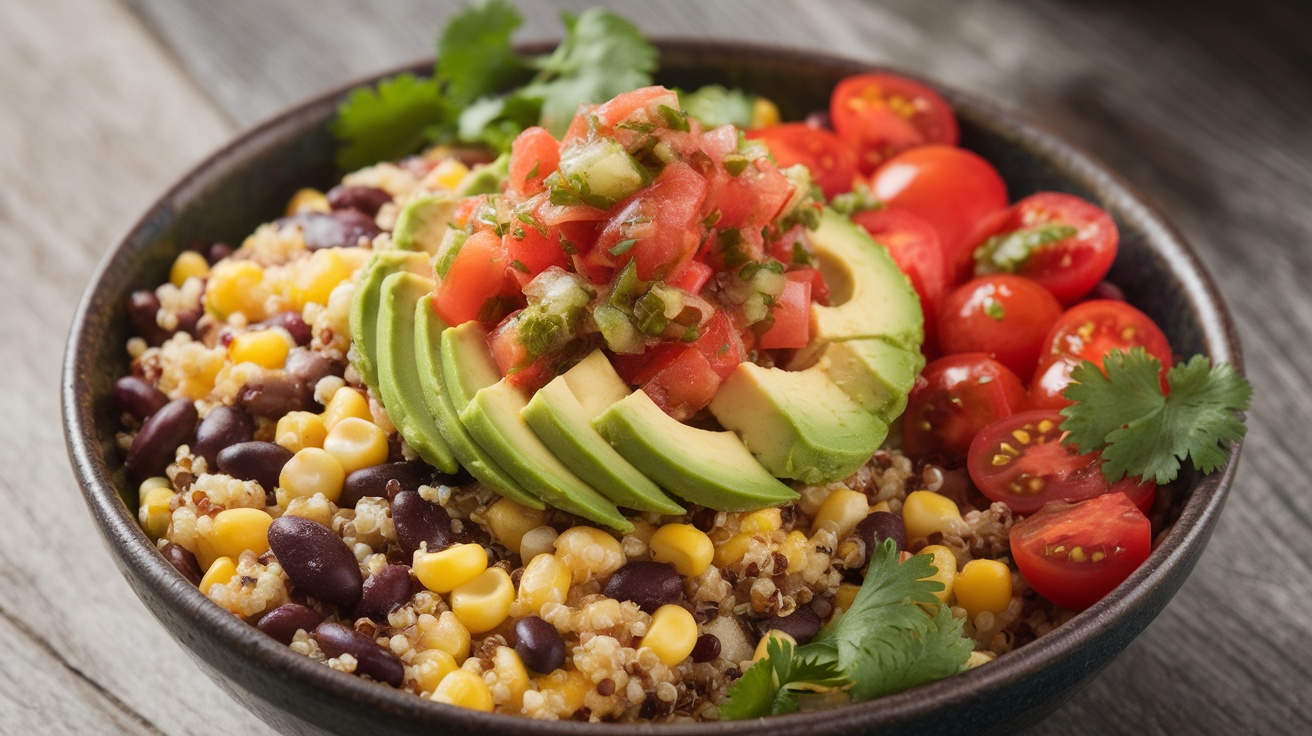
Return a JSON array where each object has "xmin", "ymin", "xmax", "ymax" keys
[{"xmin": 1060, "ymin": 348, "xmax": 1252, "ymax": 485}]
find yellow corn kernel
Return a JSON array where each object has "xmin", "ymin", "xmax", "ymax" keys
[
  {"xmin": 514, "ymin": 553, "xmax": 571, "ymax": 615},
  {"xmin": 833, "ymin": 582, "xmax": 861, "ymax": 614},
  {"xmin": 811, "ymin": 489, "xmax": 870, "ymax": 539},
  {"xmin": 322, "ymin": 417, "xmax": 389, "ymax": 474},
  {"xmin": 414, "ymin": 543, "xmax": 488, "ymax": 594},
  {"xmin": 170, "ymin": 250, "xmax": 210, "ymax": 287},
  {"xmin": 752, "ymin": 629, "xmax": 796, "ymax": 663},
  {"xmin": 411, "ymin": 649, "xmax": 459, "ymax": 695},
  {"xmin": 139, "ymin": 476, "xmax": 171, "ymax": 493},
  {"xmin": 287, "ymin": 248, "xmax": 356, "ymax": 309},
  {"xmin": 492, "ymin": 646, "xmax": 531, "ymax": 711},
  {"xmin": 277, "ymin": 447, "xmax": 345, "ymax": 504},
  {"xmin": 901, "ymin": 491, "xmax": 964, "ymax": 542},
  {"xmin": 870, "ymin": 500, "xmax": 891, "ymax": 514},
  {"xmin": 535, "ymin": 668, "xmax": 589, "ymax": 712},
  {"xmin": 750, "ymin": 97, "xmax": 781, "ymax": 129},
  {"xmin": 918, "ymin": 544, "xmax": 959, "ymax": 603},
  {"xmin": 484, "ymin": 498, "xmax": 550, "ymax": 557},
  {"xmin": 138, "ymin": 486, "xmax": 175, "ymax": 540},
  {"xmin": 450, "ymin": 567, "xmax": 514, "ymax": 634},
  {"xmin": 641, "ymin": 604, "xmax": 698, "ymax": 666},
  {"xmin": 779, "ymin": 530, "xmax": 810, "ymax": 574},
  {"xmin": 518, "ymin": 525, "xmax": 559, "ymax": 561},
  {"xmin": 205, "ymin": 507, "xmax": 273, "ymax": 563},
  {"xmin": 205, "ymin": 260, "xmax": 266, "ymax": 319},
  {"xmin": 554, "ymin": 526, "xmax": 625, "ymax": 583},
  {"xmin": 649, "ymin": 523, "xmax": 714, "ymax": 578},
  {"xmin": 322, "ymin": 387, "xmax": 371, "ymax": 430},
  {"xmin": 227, "ymin": 329, "xmax": 292, "ymax": 369},
  {"xmin": 419, "ymin": 611, "xmax": 471, "ymax": 664},
  {"xmin": 430, "ymin": 668, "xmax": 494, "ymax": 712},
  {"xmin": 713, "ymin": 532, "xmax": 755, "ymax": 567},
  {"xmin": 955, "ymin": 559, "xmax": 1013, "ymax": 619},
  {"xmin": 275, "ymin": 411, "xmax": 327, "ymax": 452},
  {"xmin": 286, "ymin": 187, "xmax": 330, "ymax": 216},
  {"xmin": 739, "ymin": 508, "xmax": 782, "ymax": 534},
  {"xmin": 424, "ymin": 159, "xmax": 471, "ymax": 191},
  {"xmin": 199, "ymin": 556, "xmax": 237, "ymax": 595},
  {"xmin": 966, "ymin": 650, "xmax": 997, "ymax": 669}
]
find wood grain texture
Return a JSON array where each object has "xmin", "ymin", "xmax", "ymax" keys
[{"xmin": 7, "ymin": 0, "xmax": 1310, "ymax": 733}]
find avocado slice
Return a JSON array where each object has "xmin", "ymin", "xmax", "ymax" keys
[
  {"xmin": 454, "ymin": 152, "xmax": 509, "ymax": 196},
  {"xmin": 439, "ymin": 322, "xmax": 501, "ymax": 412},
  {"xmin": 787, "ymin": 337, "xmax": 924, "ymax": 422},
  {"xmin": 375, "ymin": 272, "xmax": 458, "ymax": 474},
  {"xmin": 595, "ymin": 391, "xmax": 799, "ymax": 511},
  {"xmin": 349, "ymin": 250, "xmax": 430, "ymax": 394},
  {"xmin": 393, "ymin": 193, "xmax": 458, "ymax": 253},
  {"xmin": 523, "ymin": 351, "xmax": 685, "ymax": 515}
]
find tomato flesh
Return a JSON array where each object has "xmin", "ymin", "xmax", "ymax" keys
[
  {"xmin": 902, "ymin": 353, "xmax": 1028, "ymax": 462},
  {"xmin": 434, "ymin": 230, "xmax": 521, "ymax": 326},
  {"xmin": 1030, "ymin": 300, "xmax": 1173, "ymax": 410},
  {"xmin": 829, "ymin": 72, "xmax": 959, "ymax": 175},
  {"xmin": 746, "ymin": 123, "xmax": 858, "ymax": 199},
  {"xmin": 593, "ymin": 161, "xmax": 708, "ymax": 282},
  {"xmin": 758, "ymin": 275, "xmax": 811, "ymax": 350},
  {"xmin": 507, "ymin": 127, "xmax": 560, "ymax": 198},
  {"xmin": 641, "ymin": 346, "xmax": 721, "ymax": 421},
  {"xmin": 938, "ymin": 274, "xmax": 1063, "ymax": 378},
  {"xmin": 851, "ymin": 207, "xmax": 947, "ymax": 352}
]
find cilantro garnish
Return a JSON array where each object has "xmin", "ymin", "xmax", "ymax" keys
[
  {"xmin": 608, "ymin": 239, "xmax": 638, "ymax": 256},
  {"xmin": 678, "ymin": 85, "xmax": 756, "ymax": 129},
  {"xmin": 1060, "ymin": 348, "xmax": 1252, "ymax": 484},
  {"xmin": 983, "ymin": 298, "xmax": 1005, "ymax": 321},
  {"xmin": 828, "ymin": 184, "xmax": 882, "ymax": 216},
  {"xmin": 331, "ymin": 73, "xmax": 449, "ymax": 172},
  {"xmin": 974, "ymin": 223, "xmax": 1077, "ymax": 274}
]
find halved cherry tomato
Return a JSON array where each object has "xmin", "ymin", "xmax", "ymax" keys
[
  {"xmin": 592, "ymin": 161, "xmax": 708, "ymax": 282},
  {"xmin": 758, "ymin": 274, "xmax": 811, "ymax": 350},
  {"xmin": 1030, "ymin": 300, "xmax": 1173, "ymax": 410},
  {"xmin": 746, "ymin": 123, "xmax": 858, "ymax": 199},
  {"xmin": 938, "ymin": 274, "xmax": 1062, "ymax": 378},
  {"xmin": 433, "ymin": 230, "xmax": 521, "ymax": 326},
  {"xmin": 829, "ymin": 73, "xmax": 959, "ymax": 175},
  {"xmin": 1009, "ymin": 492, "xmax": 1152, "ymax": 611},
  {"xmin": 967, "ymin": 410, "xmax": 1156, "ymax": 515},
  {"xmin": 902, "ymin": 353, "xmax": 1028, "ymax": 462},
  {"xmin": 507, "ymin": 127, "xmax": 560, "ymax": 199},
  {"xmin": 642, "ymin": 347, "xmax": 721, "ymax": 421},
  {"xmin": 974, "ymin": 193, "xmax": 1119, "ymax": 304},
  {"xmin": 871, "ymin": 145, "xmax": 1009, "ymax": 284},
  {"xmin": 851, "ymin": 207, "xmax": 948, "ymax": 351}
]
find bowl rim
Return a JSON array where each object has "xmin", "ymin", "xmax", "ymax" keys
[{"xmin": 63, "ymin": 37, "xmax": 1244, "ymax": 734}]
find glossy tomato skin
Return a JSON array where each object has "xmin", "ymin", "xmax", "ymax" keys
[
  {"xmin": 507, "ymin": 127, "xmax": 560, "ymax": 198},
  {"xmin": 1010, "ymin": 492, "xmax": 1152, "ymax": 611},
  {"xmin": 851, "ymin": 207, "xmax": 947, "ymax": 320},
  {"xmin": 592, "ymin": 161, "xmax": 708, "ymax": 282},
  {"xmin": 902, "ymin": 353, "xmax": 1028, "ymax": 463},
  {"xmin": 967, "ymin": 410, "xmax": 1156, "ymax": 515},
  {"xmin": 938, "ymin": 274, "xmax": 1063, "ymax": 378},
  {"xmin": 746, "ymin": 123, "xmax": 858, "ymax": 199},
  {"xmin": 829, "ymin": 73, "xmax": 959, "ymax": 175},
  {"xmin": 433, "ymin": 230, "xmax": 521, "ymax": 326},
  {"xmin": 977, "ymin": 192, "xmax": 1119, "ymax": 304},
  {"xmin": 1030, "ymin": 300, "xmax": 1173, "ymax": 410},
  {"xmin": 871, "ymin": 146, "xmax": 1009, "ymax": 284}
]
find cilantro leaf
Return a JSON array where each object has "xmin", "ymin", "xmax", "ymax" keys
[
  {"xmin": 974, "ymin": 223, "xmax": 1078, "ymax": 274},
  {"xmin": 434, "ymin": 0, "xmax": 523, "ymax": 108},
  {"xmin": 719, "ymin": 652, "xmax": 778, "ymax": 720},
  {"xmin": 679, "ymin": 85, "xmax": 756, "ymax": 129},
  {"xmin": 1061, "ymin": 349, "xmax": 1251, "ymax": 484},
  {"xmin": 331, "ymin": 73, "xmax": 448, "ymax": 171}
]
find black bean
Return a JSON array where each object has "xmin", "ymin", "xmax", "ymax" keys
[
  {"xmin": 690, "ymin": 633, "xmax": 721, "ymax": 663},
  {"xmin": 260, "ymin": 312, "xmax": 313, "ymax": 346},
  {"xmin": 762, "ymin": 605, "xmax": 822, "ymax": 645},
  {"xmin": 114, "ymin": 376, "xmax": 168, "ymax": 422},
  {"xmin": 856, "ymin": 511, "xmax": 908, "ymax": 562},
  {"xmin": 216, "ymin": 441, "xmax": 293, "ymax": 495},
  {"xmin": 514, "ymin": 615, "xmax": 565, "ymax": 674},
  {"xmin": 285, "ymin": 211, "xmax": 381, "ymax": 251},
  {"xmin": 257, "ymin": 603, "xmax": 325, "ymax": 645},
  {"xmin": 267, "ymin": 515, "xmax": 363, "ymax": 609},
  {"xmin": 283, "ymin": 347, "xmax": 336, "ymax": 387},
  {"xmin": 127, "ymin": 289, "xmax": 169, "ymax": 345},
  {"xmin": 160, "ymin": 541, "xmax": 202, "ymax": 585},
  {"xmin": 193, "ymin": 406, "xmax": 256, "ymax": 469},
  {"xmin": 312, "ymin": 621, "xmax": 404, "ymax": 687},
  {"xmin": 124, "ymin": 398, "xmax": 197, "ymax": 483},
  {"xmin": 175, "ymin": 308, "xmax": 201, "ymax": 337},
  {"xmin": 341, "ymin": 462, "xmax": 435, "ymax": 510},
  {"xmin": 390, "ymin": 491, "xmax": 458, "ymax": 558},
  {"xmin": 236, "ymin": 374, "xmax": 312, "ymax": 419},
  {"xmin": 326, "ymin": 185, "xmax": 393, "ymax": 217},
  {"xmin": 354, "ymin": 565, "xmax": 414, "ymax": 622},
  {"xmin": 603, "ymin": 562, "xmax": 683, "ymax": 613}
]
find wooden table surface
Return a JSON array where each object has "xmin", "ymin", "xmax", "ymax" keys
[{"xmin": 4, "ymin": 0, "xmax": 1308, "ymax": 733}]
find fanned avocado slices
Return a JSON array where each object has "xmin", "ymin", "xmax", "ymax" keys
[{"xmin": 349, "ymin": 250, "xmax": 430, "ymax": 394}]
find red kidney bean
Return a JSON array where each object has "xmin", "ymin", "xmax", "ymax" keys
[
  {"xmin": 114, "ymin": 376, "xmax": 168, "ymax": 422},
  {"xmin": 762, "ymin": 605, "xmax": 822, "ymax": 644},
  {"xmin": 283, "ymin": 348, "xmax": 337, "ymax": 387},
  {"xmin": 175, "ymin": 307, "xmax": 201, "ymax": 337},
  {"xmin": 514, "ymin": 615, "xmax": 565, "ymax": 674},
  {"xmin": 216, "ymin": 441, "xmax": 292, "ymax": 496},
  {"xmin": 312, "ymin": 621, "xmax": 404, "ymax": 687},
  {"xmin": 268, "ymin": 515, "xmax": 363, "ymax": 609},
  {"xmin": 257, "ymin": 603, "xmax": 325, "ymax": 645},
  {"xmin": 160, "ymin": 541, "xmax": 202, "ymax": 585},
  {"xmin": 285, "ymin": 211, "xmax": 381, "ymax": 251},
  {"xmin": 602, "ymin": 562, "xmax": 683, "ymax": 613},
  {"xmin": 236, "ymin": 375, "xmax": 312, "ymax": 418},
  {"xmin": 128, "ymin": 289, "xmax": 170, "ymax": 346},
  {"xmin": 341, "ymin": 462, "xmax": 435, "ymax": 510},
  {"xmin": 193, "ymin": 406, "xmax": 256, "ymax": 468},
  {"xmin": 327, "ymin": 185, "xmax": 393, "ymax": 217},
  {"xmin": 856, "ymin": 511, "xmax": 908, "ymax": 561},
  {"xmin": 259, "ymin": 312, "xmax": 312, "ymax": 346},
  {"xmin": 691, "ymin": 633, "xmax": 721, "ymax": 663},
  {"xmin": 125, "ymin": 398, "xmax": 197, "ymax": 483},
  {"xmin": 390, "ymin": 491, "xmax": 463, "ymax": 558},
  {"xmin": 206, "ymin": 242, "xmax": 233, "ymax": 264},
  {"xmin": 354, "ymin": 565, "xmax": 414, "ymax": 622}
]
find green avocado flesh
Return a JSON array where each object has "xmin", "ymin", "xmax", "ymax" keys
[
  {"xmin": 523, "ymin": 351, "xmax": 684, "ymax": 515},
  {"xmin": 392, "ymin": 193, "xmax": 459, "ymax": 253},
  {"xmin": 349, "ymin": 250, "xmax": 430, "ymax": 394},
  {"xmin": 413, "ymin": 295, "xmax": 542, "ymax": 509},
  {"xmin": 376, "ymin": 273, "xmax": 458, "ymax": 473},
  {"xmin": 439, "ymin": 321, "xmax": 502, "ymax": 412},
  {"xmin": 595, "ymin": 391, "xmax": 798, "ymax": 511},
  {"xmin": 786, "ymin": 338, "xmax": 924, "ymax": 422}
]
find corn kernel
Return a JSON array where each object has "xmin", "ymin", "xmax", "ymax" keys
[
  {"xmin": 513, "ymin": 553, "xmax": 571, "ymax": 615},
  {"xmin": 285, "ymin": 187, "xmax": 330, "ymax": 216},
  {"xmin": 170, "ymin": 250, "xmax": 210, "ymax": 287},
  {"xmin": 322, "ymin": 417, "xmax": 389, "ymax": 473},
  {"xmin": 430, "ymin": 669, "xmax": 494, "ymax": 712},
  {"xmin": 414, "ymin": 543, "xmax": 488, "ymax": 594},
  {"xmin": 554, "ymin": 526, "xmax": 624, "ymax": 583},
  {"xmin": 966, "ymin": 650, "xmax": 997, "ymax": 669},
  {"xmin": 649, "ymin": 523, "xmax": 714, "ymax": 578},
  {"xmin": 833, "ymin": 582, "xmax": 860, "ymax": 614},
  {"xmin": 752, "ymin": 629, "xmax": 796, "ymax": 663},
  {"xmin": 484, "ymin": 498, "xmax": 550, "ymax": 557},
  {"xmin": 275, "ymin": 411, "xmax": 327, "ymax": 452},
  {"xmin": 779, "ymin": 530, "xmax": 810, "ymax": 574},
  {"xmin": 641, "ymin": 604, "xmax": 698, "ymax": 666},
  {"xmin": 811, "ymin": 489, "xmax": 870, "ymax": 539},
  {"xmin": 739, "ymin": 508, "xmax": 781, "ymax": 534},
  {"xmin": 492, "ymin": 646, "xmax": 531, "ymax": 711},
  {"xmin": 322, "ymin": 387, "xmax": 371, "ymax": 430},
  {"xmin": 277, "ymin": 447, "xmax": 345, "ymax": 504},
  {"xmin": 227, "ymin": 329, "xmax": 292, "ymax": 369},
  {"xmin": 419, "ymin": 611, "xmax": 471, "ymax": 664},
  {"xmin": 534, "ymin": 668, "xmax": 589, "ymax": 712},
  {"xmin": 205, "ymin": 260, "xmax": 267, "ymax": 320},
  {"xmin": 199, "ymin": 556, "xmax": 237, "ymax": 595},
  {"xmin": 713, "ymin": 532, "xmax": 754, "ymax": 567},
  {"xmin": 518, "ymin": 525, "xmax": 559, "ymax": 561},
  {"xmin": 870, "ymin": 500, "xmax": 891, "ymax": 514},
  {"xmin": 750, "ymin": 97, "xmax": 781, "ymax": 129},
  {"xmin": 450, "ymin": 567, "xmax": 514, "ymax": 634},
  {"xmin": 918, "ymin": 544, "xmax": 959, "ymax": 603},
  {"xmin": 955, "ymin": 559, "xmax": 1013, "ymax": 619},
  {"xmin": 901, "ymin": 491, "xmax": 964, "ymax": 542},
  {"xmin": 287, "ymin": 248, "xmax": 356, "ymax": 309},
  {"xmin": 411, "ymin": 649, "xmax": 459, "ymax": 695},
  {"xmin": 138, "ymin": 486, "xmax": 175, "ymax": 540},
  {"xmin": 204, "ymin": 507, "xmax": 273, "ymax": 565},
  {"xmin": 424, "ymin": 159, "xmax": 471, "ymax": 191},
  {"xmin": 139, "ymin": 476, "xmax": 171, "ymax": 493}
]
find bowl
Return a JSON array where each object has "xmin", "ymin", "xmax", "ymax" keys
[{"xmin": 63, "ymin": 40, "xmax": 1243, "ymax": 736}]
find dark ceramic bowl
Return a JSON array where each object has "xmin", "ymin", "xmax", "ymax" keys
[{"xmin": 63, "ymin": 40, "xmax": 1242, "ymax": 736}]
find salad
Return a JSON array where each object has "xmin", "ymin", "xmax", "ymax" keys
[{"xmin": 113, "ymin": 2, "xmax": 1249, "ymax": 723}]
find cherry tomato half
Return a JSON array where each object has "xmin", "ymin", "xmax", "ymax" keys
[
  {"xmin": 938, "ymin": 274, "xmax": 1062, "ymax": 378},
  {"xmin": 1030, "ymin": 300, "xmax": 1173, "ymax": 410},
  {"xmin": 902, "ymin": 353, "xmax": 1028, "ymax": 463},
  {"xmin": 829, "ymin": 73, "xmax": 959, "ymax": 175},
  {"xmin": 746, "ymin": 123, "xmax": 858, "ymax": 200},
  {"xmin": 967, "ymin": 410, "xmax": 1156, "ymax": 515},
  {"xmin": 1009, "ymin": 492, "xmax": 1152, "ymax": 611},
  {"xmin": 851, "ymin": 207, "xmax": 947, "ymax": 319}
]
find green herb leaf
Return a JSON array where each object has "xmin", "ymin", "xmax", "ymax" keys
[
  {"xmin": 609, "ymin": 238, "xmax": 638, "ymax": 256},
  {"xmin": 983, "ymin": 298, "xmax": 1005, "ymax": 321},
  {"xmin": 331, "ymin": 73, "xmax": 448, "ymax": 171},
  {"xmin": 974, "ymin": 223, "xmax": 1078, "ymax": 274},
  {"xmin": 679, "ymin": 85, "xmax": 756, "ymax": 129},
  {"xmin": 433, "ymin": 0, "xmax": 524, "ymax": 108},
  {"xmin": 657, "ymin": 104, "xmax": 690, "ymax": 132},
  {"xmin": 829, "ymin": 184, "xmax": 882, "ymax": 216},
  {"xmin": 720, "ymin": 653, "xmax": 779, "ymax": 720}
]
